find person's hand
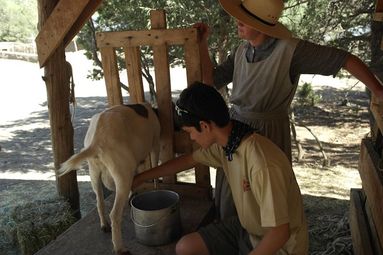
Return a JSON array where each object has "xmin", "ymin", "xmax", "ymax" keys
[
  {"xmin": 193, "ymin": 22, "xmax": 210, "ymax": 42},
  {"xmin": 374, "ymin": 86, "xmax": 383, "ymax": 101},
  {"xmin": 131, "ymin": 176, "xmax": 140, "ymax": 191}
]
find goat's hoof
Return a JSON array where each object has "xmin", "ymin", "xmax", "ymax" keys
[
  {"xmin": 116, "ymin": 248, "xmax": 131, "ymax": 255},
  {"xmin": 101, "ymin": 224, "xmax": 111, "ymax": 233}
]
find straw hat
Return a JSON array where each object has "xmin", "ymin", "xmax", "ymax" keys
[{"xmin": 219, "ymin": 0, "xmax": 291, "ymax": 39}]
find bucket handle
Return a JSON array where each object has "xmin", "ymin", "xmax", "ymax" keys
[{"xmin": 130, "ymin": 205, "xmax": 178, "ymax": 228}]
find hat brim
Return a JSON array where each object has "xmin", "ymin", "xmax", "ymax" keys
[{"xmin": 219, "ymin": 0, "xmax": 292, "ymax": 39}]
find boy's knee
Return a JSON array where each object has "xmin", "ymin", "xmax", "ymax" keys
[
  {"xmin": 176, "ymin": 235, "xmax": 191, "ymax": 255},
  {"xmin": 175, "ymin": 233, "xmax": 208, "ymax": 255}
]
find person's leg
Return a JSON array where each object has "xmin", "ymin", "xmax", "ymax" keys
[{"xmin": 176, "ymin": 232, "xmax": 209, "ymax": 255}]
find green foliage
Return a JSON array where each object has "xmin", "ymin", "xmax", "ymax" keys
[
  {"xmin": 0, "ymin": 0, "xmax": 37, "ymax": 42},
  {"xmin": 283, "ymin": 0, "xmax": 374, "ymax": 62},
  {"xmin": 296, "ymin": 82, "xmax": 320, "ymax": 106}
]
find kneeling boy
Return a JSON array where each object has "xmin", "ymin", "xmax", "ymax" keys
[{"xmin": 133, "ymin": 82, "xmax": 308, "ymax": 255}]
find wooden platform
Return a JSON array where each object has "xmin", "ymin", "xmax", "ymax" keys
[{"xmin": 35, "ymin": 190, "xmax": 213, "ymax": 255}]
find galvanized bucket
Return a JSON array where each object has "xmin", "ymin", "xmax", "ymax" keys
[{"xmin": 130, "ymin": 190, "xmax": 182, "ymax": 246}]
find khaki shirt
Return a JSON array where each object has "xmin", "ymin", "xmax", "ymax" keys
[{"xmin": 193, "ymin": 133, "xmax": 309, "ymax": 254}]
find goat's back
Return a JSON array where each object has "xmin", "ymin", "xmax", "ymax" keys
[
  {"xmin": 59, "ymin": 103, "xmax": 160, "ymax": 176},
  {"xmin": 89, "ymin": 104, "xmax": 160, "ymax": 162}
]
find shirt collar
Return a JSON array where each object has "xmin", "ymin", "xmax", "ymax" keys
[{"xmin": 245, "ymin": 38, "xmax": 278, "ymax": 63}]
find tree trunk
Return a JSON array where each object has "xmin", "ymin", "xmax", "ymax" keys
[{"xmin": 37, "ymin": 0, "xmax": 80, "ymax": 218}]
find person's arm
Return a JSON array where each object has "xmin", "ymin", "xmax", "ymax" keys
[
  {"xmin": 291, "ymin": 40, "xmax": 383, "ymax": 99},
  {"xmin": 193, "ymin": 22, "xmax": 214, "ymax": 85},
  {"xmin": 249, "ymin": 223, "xmax": 290, "ymax": 255},
  {"xmin": 343, "ymin": 54, "xmax": 383, "ymax": 98},
  {"xmin": 132, "ymin": 154, "xmax": 197, "ymax": 189}
]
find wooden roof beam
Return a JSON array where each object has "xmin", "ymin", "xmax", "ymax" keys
[{"xmin": 35, "ymin": 0, "xmax": 103, "ymax": 67}]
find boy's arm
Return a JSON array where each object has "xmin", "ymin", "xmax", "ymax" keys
[
  {"xmin": 249, "ymin": 223, "xmax": 290, "ymax": 255},
  {"xmin": 132, "ymin": 154, "xmax": 197, "ymax": 190},
  {"xmin": 343, "ymin": 54, "xmax": 383, "ymax": 98}
]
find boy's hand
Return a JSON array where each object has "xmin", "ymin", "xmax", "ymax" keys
[{"xmin": 193, "ymin": 22, "xmax": 210, "ymax": 42}]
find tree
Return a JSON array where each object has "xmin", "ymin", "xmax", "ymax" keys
[
  {"xmin": 283, "ymin": 0, "xmax": 375, "ymax": 64},
  {"xmin": 0, "ymin": 0, "xmax": 37, "ymax": 42}
]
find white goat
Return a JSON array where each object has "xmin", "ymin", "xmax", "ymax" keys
[{"xmin": 58, "ymin": 103, "xmax": 160, "ymax": 255}]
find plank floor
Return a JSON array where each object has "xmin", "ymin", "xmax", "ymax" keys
[{"xmin": 35, "ymin": 192, "xmax": 213, "ymax": 255}]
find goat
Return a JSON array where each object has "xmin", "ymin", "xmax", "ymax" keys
[{"xmin": 58, "ymin": 103, "xmax": 160, "ymax": 255}]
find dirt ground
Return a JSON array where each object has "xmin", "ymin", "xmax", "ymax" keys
[{"xmin": 0, "ymin": 54, "xmax": 368, "ymax": 254}]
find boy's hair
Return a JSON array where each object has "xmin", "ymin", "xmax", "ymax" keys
[{"xmin": 175, "ymin": 81, "xmax": 230, "ymax": 131}]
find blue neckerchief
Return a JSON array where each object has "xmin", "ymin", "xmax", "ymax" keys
[{"xmin": 223, "ymin": 120, "xmax": 254, "ymax": 161}]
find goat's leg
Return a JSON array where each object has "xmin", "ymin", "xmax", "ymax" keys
[
  {"xmin": 110, "ymin": 179, "xmax": 131, "ymax": 255},
  {"xmin": 89, "ymin": 160, "xmax": 110, "ymax": 232}
]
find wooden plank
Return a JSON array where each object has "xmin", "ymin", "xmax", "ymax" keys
[
  {"xmin": 184, "ymin": 39, "xmax": 201, "ymax": 85},
  {"xmin": 370, "ymin": 93, "xmax": 383, "ymax": 133},
  {"xmin": 151, "ymin": 10, "xmax": 176, "ymax": 183},
  {"xmin": 349, "ymin": 189, "xmax": 375, "ymax": 255},
  {"xmin": 183, "ymin": 39, "xmax": 210, "ymax": 187},
  {"xmin": 376, "ymin": 0, "xmax": 383, "ymax": 12},
  {"xmin": 374, "ymin": 12, "xmax": 383, "ymax": 22},
  {"xmin": 100, "ymin": 47, "xmax": 123, "ymax": 106},
  {"xmin": 96, "ymin": 28, "xmax": 198, "ymax": 48},
  {"xmin": 35, "ymin": 0, "xmax": 91, "ymax": 67},
  {"xmin": 359, "ymin": 138, "xmax": 383, "ymax": 248},
  {"xmin": 35, "ymin": 194, "xmax": 213, "ymax": 255},
  {"xmin": 63, "ymin": 0, "xmax": 103, "ymax": 47},
  {"xmin": 365, "ymin": 196, "xmax": 383, "ymax": 255},
  {"xmin": 124, "ymin": 46, "xmax": 145, "ymax": 103}
]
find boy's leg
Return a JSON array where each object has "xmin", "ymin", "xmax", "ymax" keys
[
  {"xmin": 176, "ymin": 232, "xmax": 210, "ymax": 255},
  {"xmin": 197, "ymin": 216, "xmax": 252, "ymax": 255}
]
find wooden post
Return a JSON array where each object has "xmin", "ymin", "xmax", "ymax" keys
[
  {"xmin": 37, "ymin": 0, "xmax": 80, "ymax": 218},
  {"xmin": 151, "ymin": 10, "xmax": 176, "ymax": 183}
]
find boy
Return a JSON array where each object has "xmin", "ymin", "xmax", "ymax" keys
[{"xmin": 133, "ymin": 82, "xmax": 308, "ymax": 255}]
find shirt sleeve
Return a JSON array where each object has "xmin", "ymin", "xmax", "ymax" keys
[
  {"xmin": 290, "ymin": 40, "xmax": 350, "ymax": 79},
  {"xmin": 213, "ymin": 47, "xmax": 236, "ymax": 90},
  {"xmin": 192, "ymin": 144, "xmax": 223, "ymax": 168},
  {"xmin": 250, "ymin": 162, "xmax": 290, "ymax": 227}
]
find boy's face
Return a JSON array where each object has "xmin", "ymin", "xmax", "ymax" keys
[
  {"xmin": 236, "ymin": 20, "xmax": 262, "ymax": 40},
  {"xmin": 182, "ymin": 122, "xmax": 214, "ymax": 149}
]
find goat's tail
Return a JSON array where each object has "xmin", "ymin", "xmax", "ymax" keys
[{"xmin": 58, "ymin": 147, "xmax": 95, "ymax": 177}]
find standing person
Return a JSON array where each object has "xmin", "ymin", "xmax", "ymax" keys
[
  {"xmin": 133, "ymin": 82, "xmax": 308, "ymax": 255},
  {"xmin": 194, "ymin": 0, "xmax": 383, "ymax": 219}
]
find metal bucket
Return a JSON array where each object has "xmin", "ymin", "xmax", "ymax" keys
[{"xmin": 130, "ymin": 190, "xmax": 182, "ymax": 246}]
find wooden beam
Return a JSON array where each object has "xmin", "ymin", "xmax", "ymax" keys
[
  {"xmin": 376, "ymin": 0, "xmax": 383, "ymax": 12},
  {"xmin": 151, "ymin": 10, "xmax": 176, "ymax": 184},
  {"xmin": 359, "ymin": 138, "xmax": 383, "ymax": 248},
  {"xmin": 96, "ymin": 28, "xmax": 198, "ymax": 48},
  {"xmin": 37, "ymin": 0, "xmax": 80, "ymax": 217},
  {"xmin": 35, "ymin": 0, "xmax": 92, "ymax": 67},
  {"xmin": 374, "ymin": 12, "xmax": 383, "ymax": 22},
  {"xmin": 183, "ymin": 39, "xmax": 210, "ymax": 187},
  {"xmin": 63, "ymin": 0, "xmax": 103, "ymax": 47},
  {"xmin": 349, "ymin": 189, "xmax": 375, "ymax": 255},
  {"xmin": 370, "ymin": 93, "xmax": 383, "ymax": 133},
  {"xmin": 124, "ymin": 46, "xmax": 145, "ymax": 103},
  {"xmin": 100, "ymin": 47, "xmax": 123, "ymax": 106}
]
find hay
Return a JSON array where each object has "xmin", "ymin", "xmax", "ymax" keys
[
  {"xmin": 0, "ymin": 181, "xmax": 96, "ymax": 255},
  {"xmin": 11, "ymin": 197, "xmax": 77, "ymax": 255}
]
